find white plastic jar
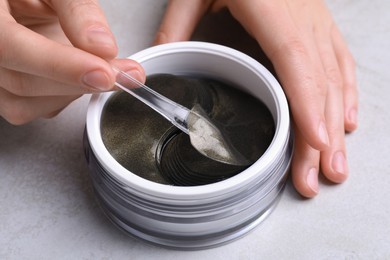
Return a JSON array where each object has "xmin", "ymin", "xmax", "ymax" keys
[{"xmin": 84, "ymin": 42, "xmax": 293, "ymax": 250}]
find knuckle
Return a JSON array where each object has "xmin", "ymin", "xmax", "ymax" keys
[
  {"xmin": 271, "ymin": 37, "xmax": 308, "ymax": 60},
  {"xmin": 316, "ymin": 79, "xmax": 328, "ymax": 99},
  {"xmin": 287, "ymin": 38, "xmax": 307, "ymax": 55},
  {"xmin": 325, "ymin": 66, "xmax": 342, "ymax": 88},
  {"xmin": 65, "ymin": 0, "xmax": 99, "ymax": 15},
  {"xmin": 318, "ymin": 49, "xmax": 343, "ymax": 89}
]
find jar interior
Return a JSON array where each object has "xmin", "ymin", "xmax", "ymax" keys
[{"xmin": 100, "ymin": 74, "xmax": 275, "ymax": 186}]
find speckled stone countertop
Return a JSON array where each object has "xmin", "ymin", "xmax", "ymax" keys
[{"xmin": 1, "ymin": 1, "xmax": 389, "ymax": 259}]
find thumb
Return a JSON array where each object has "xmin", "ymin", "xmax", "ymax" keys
[{"xmin": 154, "ymin": 0, "xmax": 212, "ymax": 45}]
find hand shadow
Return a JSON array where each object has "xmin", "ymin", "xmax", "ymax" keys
[{"xmin": 191, "ymin": 8, "xmax": 275, "ymax": 76}]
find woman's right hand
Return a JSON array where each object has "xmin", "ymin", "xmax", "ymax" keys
[{"xmin": 0, "ymin": 0, "xmax": 145, "ymax": 125}]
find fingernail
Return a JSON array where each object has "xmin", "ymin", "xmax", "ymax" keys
[
  {"xmin": 318, "ymin": 121, "xmax": 330, "ymax": 146},
  {"xmin": 348, "ymin": 108, "xmax": 358, "ymax": 126},
  {"xmin": 87, "ymin": 26, "xmax": 116, "ymax": 47},
  {"xmin": 307, "ymin": 167, "xmax": 319, "ymax": 194},
  {"xmin": 332, "ymin": 151, "xmax": 347, "ymax": 175},
  {"xmin": 82, "ymin": 70, "xmax": 111, "ymax": 90}
]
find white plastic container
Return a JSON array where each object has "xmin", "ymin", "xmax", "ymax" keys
[{"xmin": 84, "ymin": 42, "xmax": 293, "ymax": 250}]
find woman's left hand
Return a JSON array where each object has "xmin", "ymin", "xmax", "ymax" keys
[{"xmin": 154, "ymin": 0, "xmax": 358, "ymax": 198}]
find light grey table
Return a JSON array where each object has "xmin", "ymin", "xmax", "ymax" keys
[{"xmin": 1, "ymin": 1, "xmax": 389, "ymax": 259}]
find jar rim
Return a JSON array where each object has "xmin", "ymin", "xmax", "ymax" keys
[{"xmin": 86, "ymin": 41, "xmax": 291, "ymax": 201}]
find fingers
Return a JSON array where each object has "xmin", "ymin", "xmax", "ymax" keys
[
  {"xmin": 292, "ymin": 83, "xmax": 348, "ymax": 197},
  {"xmin": 292, "ymin": 10, "xmax": 352, "ymax": 196},
  {"xmin": 110, "ymin": 58, "xmax": 146, "ymax": 84},
  {"xmin": 0, "ymin": 22, "xmax": 145, "ymax": 92},
  {"xmin": 291, "ymin": 16, "xmax": 349, "ymax": 195},
  {"xmin": 331, "ymin": 26, "xmax": 359, "ymax": 132},
  {"xmin": 0, "ymin": 67, "xmax": 88, "ymax": 96},
  {"xmin": 0, "ymin": 57, "xmax": 144, "ymax": 125},
  {"xmin": 242, "ymin": 1, "xmax": 330, "ymax": 151},
  {"xmin": 0, "ymin": 87, "xmax": 79, "ymax": 125},
  {"xmin": 271, "ymin": 40, "xmax": 330, "ymax": 151},
  {"xmin": 291, "ymin": 126, "xmax": 321, "ymax": 198},
  {"xmin": 320, "ymin": 84, "xmax": 349, "ymax": 183},
  {"xmin": 222, "ymin": 0, "xmax": 355, "ymax": 197},
  {"xmin": 318, "ymin": 51, "xmax": 349, "ymax": 183},
  {"xmin": 155, "ymin": 0, "xmax": 355, "ymax": 197},
  {"xmin": 314, "ymin": 21, "xmax": 349, "ymax": 184},
  {"xmin": 0, "ymin": 0, "xmax": 145, "ymax": 94},
  {"xmin": 0, "ymin": 21, "xmax": 114, "ymax": 91},
  {"xmin": 0, "ymin": 58, "xmax": 144, "ymax": 97},
  {"xmin": 153, "ymin": 0, "xmax": 212, "ymax": 44},
  {"xmin": 0, "ymin": 1, "xmax": 147, "ymax": 124},
  {"xmin": 49, "ymin": 0, "xmax": 118, "ymax": 59},
  {"xmin": 0, "ymin": 58, "xmax": 145, "ymax": 124}
]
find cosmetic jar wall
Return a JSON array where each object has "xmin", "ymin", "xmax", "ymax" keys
[{"xmin": 84, "ymin": 42, "xmax": 293, "ymax": 250}]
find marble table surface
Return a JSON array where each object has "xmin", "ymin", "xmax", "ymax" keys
[{"xmin": 1, "ymin": 1, "xmax": 389, "ymax": 259}]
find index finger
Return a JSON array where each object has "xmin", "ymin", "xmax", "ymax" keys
[
  {"xmin": 154, "ymin": 0, "xmax": 212, "ymax": 44},
  {"xmin": 228, "ymin": 0, "xmax": 330, "ymax": 150},
  {"xmin": 0, "ymin": 19, "xmax": 114, "ymax": 91}
]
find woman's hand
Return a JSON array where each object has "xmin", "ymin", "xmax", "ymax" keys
[
  {"xmin": 0, "ymin": 0, "xmax": 144, "ymax": 125},
  {"xmin": 154, "ymin": 0, "xmax": 358, "ymax": 198}
]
